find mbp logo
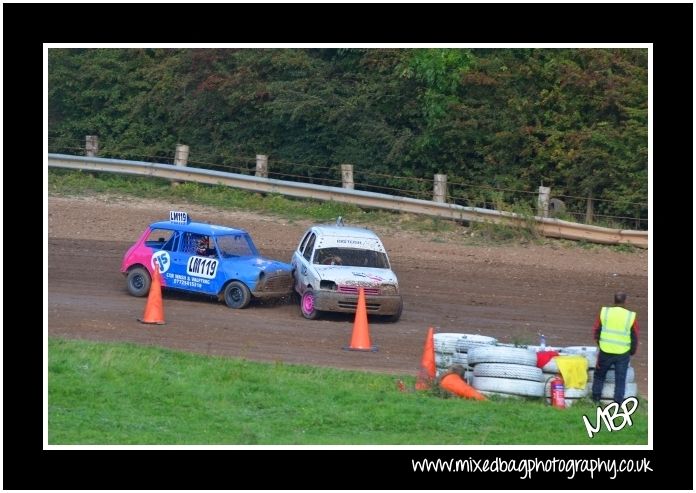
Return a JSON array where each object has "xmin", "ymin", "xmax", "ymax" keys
[
  {"xmin": 152, "ymin": 251, "xmax": 171, "ymax": 273},
  {"xmin": 582, "ymin": 396, "xmax": 638, "ymax": 438}
]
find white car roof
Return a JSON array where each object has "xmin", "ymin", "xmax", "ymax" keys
[{"xmin": 311, "ymin": 225, "xmax": 381, "ymax": 239}]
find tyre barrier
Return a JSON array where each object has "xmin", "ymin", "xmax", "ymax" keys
[
  {"xmin": 542, "ymin": 354, "xmax": 596, "ymax": 373},
  {"xmin": 455, "ymin": 334, "xmax": 498, "ymax": 353},
  {"xmin": 473, "ymin": 363, "xmax": 543, "ymax": 382},
  {"xmin": 586, "ymin": 382, "xmax": 638, "ymax": 400},
  {"xmin": 587, "ymin": 367, "xmax": 635, "ymax": 383},
  {"xmin": 435, "ymin": 352, "xmax": 454, "ymax": 368},
  {"xmin": 525, "ymin": 344, "xmax": 563, "ymax": 353},
  {"xmin": 559, "ymin": 346, "xmax": 598, "ymax": 369},
  {"xmin": 471, "ymin": 376, "xmax": 544, "ymax": 397},
  {"xmin": 435, "ymin": 351, "xmax": 470, "ymax": 368},
  {"xmin": 468, "ymin": 346, "xmax": 538, "ymax": 366},
  {"xmin": 544, "ymin": 378, "xmax": 588, "ymax": 399},
  {"xmin": 433, "ymin": 333, "xmax": 467, "ymax": 354},
  {"xmin": 434, "ymin": 333, "xmax": 497, "ymax": 354}
]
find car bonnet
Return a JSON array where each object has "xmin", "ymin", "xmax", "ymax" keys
[{"xmin": 313, "ymin": 265, "xmax": 397, "ymax": 285}]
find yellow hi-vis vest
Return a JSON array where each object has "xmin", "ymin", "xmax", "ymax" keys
[{"xmin": 599, "ymin": 306, "xmax": 635, "ymax": 354}]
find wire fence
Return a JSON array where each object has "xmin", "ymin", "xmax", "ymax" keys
[{"xmin": 47, "ymin": 137, "xmax": 649, "ymax": 230}]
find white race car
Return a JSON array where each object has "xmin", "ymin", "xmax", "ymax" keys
[{"xmin": 291, "ymin": 219, "xmax": 403, "ymax": 321}]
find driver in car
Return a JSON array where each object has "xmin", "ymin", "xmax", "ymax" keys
[{"xmin": 196, "ymin": 236, "xmax": 216, "ymax": 257}]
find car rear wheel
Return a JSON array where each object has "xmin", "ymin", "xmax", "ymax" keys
[
  {"xmin": 300, "ymin": 289, "xmax": 319, "ymax": 320},
  {"xmin": 127, "ymin": 267, "xmax": 151, "ymax": 297},
  {"xmin": 224, "ymin": 281, "xmax": 251, "ymax": 309}
]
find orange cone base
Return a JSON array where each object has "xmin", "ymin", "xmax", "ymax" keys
[
  {"xmin": 342, "ymin": 345, "xmax": 378, "ymax": 352},
  {"xmin": 137, "ymin": 318, "xmax": 165, "ymax": 325},
  {"xmin": 415, "ymin": 381, "xmax": 433, "ymax": 391}
]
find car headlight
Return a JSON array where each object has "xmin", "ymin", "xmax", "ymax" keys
[{"xmin": 381, "ymin": 284, "xmax": 398, "ymax": 295}]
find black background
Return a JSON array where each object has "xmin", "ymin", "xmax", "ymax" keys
[{"xmin": 6, "ymin": 2, "xmax": 691, "ymax": 490}]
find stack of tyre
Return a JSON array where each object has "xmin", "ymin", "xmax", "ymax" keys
[
  {"xmin": 538, "ymin": 346, "xmax": 594, "ymax": 407},
  {"xmin": 433, "ymin": 333, "xmax": 497, "ymax": 383},
  {"xmin": 537, "ymin": 346, "xmax": 637, "ymax": 406},
  {"xmin": 587, "ymin": 364, "xmax": 637, "ymax": 405},
  {"xmin": 468, "ymin": 345, "xmax": 544, "ymax": 398}
]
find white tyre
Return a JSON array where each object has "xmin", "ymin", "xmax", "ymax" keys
[
  {"xmin": 544, "ymin": 379, "xmax": 588, "ymax": 398},
  {"xmin": 455, "ymin": 334, "xmax": 498, "ymax": 353},
  {"xmin": 473, "ymin": 363, "xmax": 543, "ymax": 382},
  {"xmin": 586, "ymin": 382, "xmax": 638, "ymax": 399},
  {"xmin": 526, "ymin": 345, "xmax": 562, "ymax": 353},
  {"xmin": 468, "ymin": 346, "xmax": 538, "ymax": 367},
  {"xmin": 433, "ymin": 333, "xmax": 466, "ymax": 354},
  {"xmin": 435, "ymin": 352, "xmax": 454, "ymax": 367},
  {"xmin": 542, "ymin": 355, "xmax": 589, "ymax": 374},
  {"xmin": 451, "ymin": 353, "xmax": 469, "ymax": 366},
  {"xmin": 559, "ymin": 346, "xmax": 598, "ymax": 369},
  {"xmin": 588, "ymin": 367, "xmax": 635, "ymax": 383},
  {"xmin": 472, "ymin": 376, "xmax": 544, "ymax": 397}
]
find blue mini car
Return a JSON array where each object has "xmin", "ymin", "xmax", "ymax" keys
[{"xmin": 121, "ymin": 211, "xmax": 294, "ymax": 308}]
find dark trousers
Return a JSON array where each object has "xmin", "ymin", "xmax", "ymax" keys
[{"xmin": 592, "ymin": 350, "xmax": 630, "ymax": 403}]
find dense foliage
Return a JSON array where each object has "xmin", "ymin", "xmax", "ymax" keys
[{"xmin": 48, "ymin": 48, "xmax": 648, "ymax": 228}]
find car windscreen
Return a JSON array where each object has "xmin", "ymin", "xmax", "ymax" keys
[
  {"xmin": 313, "ymin": 247, "xmax": 389, "ymax": 269},
  {"xmin": 215, "ymin": 234, "xmax": 257, "ymax": 257}
]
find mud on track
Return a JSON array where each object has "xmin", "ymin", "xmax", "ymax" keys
[{"xmin": 48, "ymin": 196, "xmax": 650, "ymax": 399}]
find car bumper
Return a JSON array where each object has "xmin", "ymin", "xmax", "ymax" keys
[
  {"xmin": 252, "ymin": 272, "xmax": 294, "ymax": 298},
  {"xmin": 313, "ymin": 291, "xmax": 402, "ymax": 315}
]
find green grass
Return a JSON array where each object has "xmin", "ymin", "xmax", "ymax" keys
[{"xmin": 48, "ymin": 338, "xmax": 648, "ymax": 445}]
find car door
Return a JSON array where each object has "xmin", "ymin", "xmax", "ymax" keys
[
  {"xmin": 165, "ymin": 230, "xmax": 190, "ymax": 289},
  {"xmin": 294, "ymin": 232, "xmax": 316, "ymax": 293},
  {"xmin": 182, "ymin": 233, "xmax": 221, "ymax": 295}
]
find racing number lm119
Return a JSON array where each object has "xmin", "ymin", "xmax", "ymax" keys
[{"xmin": 121, "ymin": 211, "xmax": 293, "ymax": 308}]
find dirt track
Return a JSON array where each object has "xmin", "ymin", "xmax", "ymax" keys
[{"xmin": 48, "ymin": 195, "xmax": 650, "ymax": 399}]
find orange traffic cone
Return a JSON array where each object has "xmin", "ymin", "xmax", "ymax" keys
[
  {"xmin": 343, "ymin": 287, "xmax": 377, "ymax": 352},
  {"xmin": 138, "ymin": 267, "xmax": 165, "ymax": 325},
  {"xmin": 415, "ymin": 327, "xmax": 436, "ymax": 390},
  {"xmin": 439, "ymin": 373, "xmax": 486, "ymax": 401}
]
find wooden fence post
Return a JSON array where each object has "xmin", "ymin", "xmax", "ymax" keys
[
  {"xmin": 172, "ymin": 144, "xmax": 189, "ymax": 187},
  {"xmin": 585, "ymin": 194, "xmax": 594, "ymax": 224},
  {"xmin": 433, "ymin": 174, "xmax": 447, "ymax": 203},
  {"xmin": 341, "ymin": 164, "xmax": 354, "ymax": 189},
  {"xmin": 255, "ymin": 155, "xmax": 268, "ymax": 178},
  {"xmin": 85, "ymin": 135, "xmax": 99, "ymax": 156},
  {"xmin": 537, "ymin": 186, "xmax": 550, "ymax": 217}
]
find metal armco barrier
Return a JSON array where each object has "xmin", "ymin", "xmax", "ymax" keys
[{"xmin": 48, "ymin": 154, "xmax": 648, "ymax": 248}]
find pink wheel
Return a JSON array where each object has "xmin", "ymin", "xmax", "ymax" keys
[{"xmin": 300, "ymin": 289, "xmax": 319, "ymax": 320}]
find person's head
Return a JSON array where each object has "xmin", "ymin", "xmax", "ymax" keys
[
  {"xmin": 614, "ymin": 291, "xmax": 627, "ymax": 305},
  {"xmin": 196, "ymin": 237, "xmax": 209, "ymax": 255}
]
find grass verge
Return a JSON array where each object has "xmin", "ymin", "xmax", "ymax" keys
[{"xmin": 49, "ymin": 338, "xmax": 648, "ymax": 445}]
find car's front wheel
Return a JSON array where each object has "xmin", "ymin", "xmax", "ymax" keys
[
  {"xmin": 223, "ymin": 281, "xmax": 251, "ymax": 309},
  {"xmin": 127, "ymin": 267, "xmax": 151, "ymax": 297},
  {"xmin": 383, "ymin": 299, "xmax": 403, "ymax": 323},
  {"xmin": 300, "ymin": 289, "xmax": 319, "ymax": 320}
]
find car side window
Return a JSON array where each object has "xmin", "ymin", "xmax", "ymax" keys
[
  {"xmin": 145, "ymin": 229, "xmax": 174, "ymax": 249},
  {"xmin": 161, "ymin": 231, "xmax": 180, "ymax": 252},
  {"xmin": 302, "ymin": 233, "xmax": 316, "ymax": 261},
  {"xmin": 298, "ymin": 231, "xmax": 311, "ymax": 254},
  {"xmin": 181, "ymin": 232, "xmax": 202, "ymax": 254}
]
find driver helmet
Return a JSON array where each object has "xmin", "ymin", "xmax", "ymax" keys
[{"xmin": 196, "ymin": 237, "xmax": 209, "ymax": 255}]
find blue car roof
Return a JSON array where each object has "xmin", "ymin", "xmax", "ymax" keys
[{"xmin": 149, "ymin": 221, "xmax": 248, "ymax": 236}]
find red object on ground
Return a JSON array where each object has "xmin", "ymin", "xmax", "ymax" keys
[
  {"xmin": 536, "ymin": 350, "xmax": 560, "ymax": 368},
  {"xmin": 550, "ymin": 375, "xmax": 566, "ymax": 409}
]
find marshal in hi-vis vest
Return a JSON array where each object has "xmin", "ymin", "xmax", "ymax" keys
[{"xmin": 599, "ymin": 306, "xmax": 636, "ymax": 354}]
